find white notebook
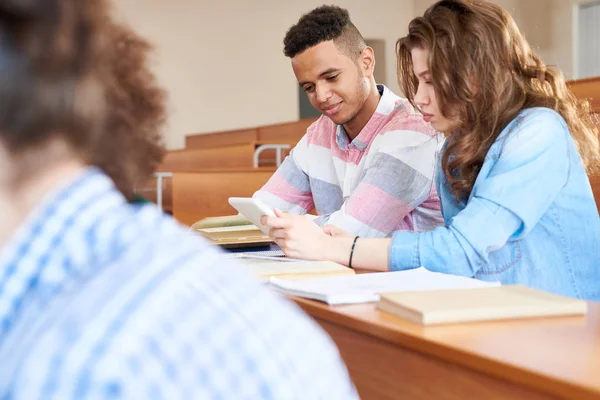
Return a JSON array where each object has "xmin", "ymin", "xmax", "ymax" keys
[
  {"xmin": 269, "ymin": 267, "xmax": 500, "ymax": 305},
  {"xmin": 239, "ymin": 258, "xmax": 354, "ymax": 282}
]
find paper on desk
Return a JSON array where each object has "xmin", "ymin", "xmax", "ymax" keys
[
  {"xmin": 226, "ymin": 243, "xmax": 287, "ymax": 259},
  {"xmin": 269, "ymin": 267, "xmax": 501, "ymax": 305},
  {"xmin": 233, "ymin": 254, "xmax": 300, "ymax": 262},
  {"xmin": 239, "ymin": 258, "xmax": 353, "ymax": 281}
]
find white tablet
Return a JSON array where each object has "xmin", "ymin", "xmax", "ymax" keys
[{"xmin": 228, "ymin": 197, "xmax": 276, "ymax": 235}]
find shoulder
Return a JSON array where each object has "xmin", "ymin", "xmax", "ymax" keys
[
  {"xmin": 368, "ymin": 100, "xmax": 443, "ymax": 156},
  {"xmin": 378, "ymin": 98, "xmax": 440, "ymax": 143},
  {"xmin": 503, "ymin": 108, "xmax": 567, "ymax": 136},
  {"xmin": 494, "ymin": 107, "xmax": 570, "ymax": 156},
  {"xmin": 10, "ymin": 211, "xmax": 351, "ymax": 398}
]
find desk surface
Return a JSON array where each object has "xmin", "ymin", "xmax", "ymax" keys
[{"xmin": 294, "ymin": 297, "xmax": 600, "ymax": 399}]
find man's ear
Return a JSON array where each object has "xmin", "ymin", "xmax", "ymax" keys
[{"xmin": 359, "ymin": 46, "xmax": 375, "ymax": 77}]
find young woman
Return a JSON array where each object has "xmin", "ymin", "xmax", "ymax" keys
[{"xmin": 263, "ymin": 0, "xmax": 600, "ymax": 300}]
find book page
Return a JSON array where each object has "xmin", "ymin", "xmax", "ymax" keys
[
  {"xmin": 191, "ymin": 214, "xmax": 253, "ymax": 230},
  {"xmin": 239, "ymin": 258, "xmax": 352, "ymax": 281},
  {"xmin": 198, "ymin": 225, "xmax": 262, "ymax": 233},
  {"xmin": 270, "ymin": 267, "xmax": 500, "ymax": 305}
]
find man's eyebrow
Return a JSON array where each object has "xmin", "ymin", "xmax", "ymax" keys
[
  {"xmin": 318, "ymin": 68, "xmax": 340, "ymax": 78},
  {"xmin": 298, "ymin": 68, "xmax": 341, "ymax": 87}
]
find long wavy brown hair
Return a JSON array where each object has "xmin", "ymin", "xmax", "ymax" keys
[{"xmin": 397, "ymin": 0, "xmax": 600, "ymax": 201}]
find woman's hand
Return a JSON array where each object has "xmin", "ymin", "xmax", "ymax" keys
[
  {"xmin": 323, "ymin": 224, "xmax": 354, "ymax": 238},
  {"xmin": 262, "ymin": 209, "xmax": 338, "ymax": 260}
]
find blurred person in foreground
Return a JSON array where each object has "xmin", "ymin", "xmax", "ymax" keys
[{"xmin": 0, "ymin": 0, "xmax": 356, "ymax": 398}]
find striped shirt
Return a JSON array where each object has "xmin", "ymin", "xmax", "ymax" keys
[
  {"xmin": 254, "ymin": 85, "xmax": 444, "ymax": 238},
  {"xmin": 0, "ymin": 168, "xmax": 356, "ymax": 399}
]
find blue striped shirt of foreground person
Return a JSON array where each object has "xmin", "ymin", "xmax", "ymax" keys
[{"xmin": 0, "ymin": 168, "xmax": 357, "ymax": 400}]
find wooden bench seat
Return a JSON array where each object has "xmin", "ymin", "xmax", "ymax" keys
[
  {"xmin": 185, "ymin": 127, "xmax": 258, "ymax": 149},
  {"xmin": 256, "ymin": 117, "xmax": 317, "ymax": 145},
  {"xmin": 171, "ymin": 168, "xmax": 276, "ymax": 226},
  {"xmin": 156, "ymin": 143, "xmax": 256, "ymax": 172},
  {"xmin": 184, "ymin": 118, "xmax": 317, "ymax": 150},
  {"xmin": 177, "ymin": 118, "xmax": 319, "ymax": 171}
]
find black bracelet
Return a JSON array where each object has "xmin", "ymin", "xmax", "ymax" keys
[{"xmin": 348, "ymin": 236, "xmax": 359, "ymax": 269}]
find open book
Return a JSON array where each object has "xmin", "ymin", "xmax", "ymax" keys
[
  {"xmin": 192, "ymin": 214, "xmax": 254, "ymax": 229},
  {"xmin": 378, "ymin": 285, "xmax": 588, "ymax": 325},
  {"xmin": 237, "ymin": 258, "xmax": 354, "ymax": 282},
  {"xmin": 269, "ymin": 267, "xmax": 500, "ymax": 305},
  {"xmin": 192, "ymin": 215, "xmax": 273, "ymax": 248}
]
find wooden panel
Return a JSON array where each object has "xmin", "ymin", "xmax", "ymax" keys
[
  {"xmin": 256, "ymin": 148, "xmax": 291, "ymax": 167},
  {"xmin": 319, "ymin": 320, "xmax": 553, "ymax": 400},
  {"xmin": 185, "ymin": 128, "xmax": 258, "ymax": 149},
  {"xmin": 589, "ymin": 174, "xmax": 600, "ymax": 214},
  {"xmin": 172, "ymin": 169, "xmax": 275, "ymax": 226},
  {"xmin": 257, "ymin": 117, "xmax": 318, "ymax": 146},
  {"xmin": 568, "ymin": 77, "xmax": 600, "ymax": 113},
  {"xmin": 293, "ymin": 298, "xmax": 600, "ymax": 400},
  {"xmin": 134, "ymin": 176, "xmax": 172, "ymax": 212},
  {"xmin": 156, "ymin": 143, "xmax": 255, "ymax": 172}
]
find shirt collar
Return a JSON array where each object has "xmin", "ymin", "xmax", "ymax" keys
[{"xmin": 335, "ymin": 84, "xmax": 396, "ymax": 151}]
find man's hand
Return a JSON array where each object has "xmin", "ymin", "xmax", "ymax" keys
[{"xmin": 261, "ymin": 209, "xmax": 332, "ymax": 260}]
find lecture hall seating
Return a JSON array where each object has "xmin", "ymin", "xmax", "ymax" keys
[
  {"xmin": 567, "ymin": 77, "xmax": 600, "ymax": 214},
  {"xmin": 140, "ymin": 78, "xmax": 600, "ymax": 220},
  {"xmin": 135, "ymin": 117, "xmax": 317, "ymax": 221}
]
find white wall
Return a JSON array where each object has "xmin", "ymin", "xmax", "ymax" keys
[
  {"xmin": 414, "ymin": 0, "xmax": 580, "ymax": 79},
  {"xmin": 114, "ymin": 0, "xmax": 415, "ymax": 149},
  {"xmin": 551, "ymin": 0, "xmax": 600, "ymax": 80},
  {"xmin": 114, "ymin": 0, "xmax": 587, "ymax": 149}
]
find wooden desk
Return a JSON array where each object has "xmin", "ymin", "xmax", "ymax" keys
[{"xmin": 293, "ymin": 297, "xmax": 600, "ymax": 399}]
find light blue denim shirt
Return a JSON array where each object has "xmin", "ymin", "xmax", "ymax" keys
[{"xmin": 390, "ymin": 107, "xmax": 600, "ymax": 300}]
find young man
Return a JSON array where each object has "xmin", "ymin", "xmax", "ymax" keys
[
  {"xmin": 254, "ymin": 5, "xmax": 444, "ymax": 238},
  {"xmin": 0, "ymin": 1, "xmax": 356, "ymax": 398}
]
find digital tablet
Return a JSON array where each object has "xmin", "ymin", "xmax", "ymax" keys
[{"xmin": 228, "ymin": 197, "xmax": 276, "ymax": 235}]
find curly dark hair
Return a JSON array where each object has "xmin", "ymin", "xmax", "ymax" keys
[
  {"xmin": 92, "ymin": 22, "xmax": 166, "ymax": 199},
  {"xmin": 283, "ymin": 5, "xmax": 366, "ymax": 59},
  {"xmin": 0, "ymin": 0, "xmax": 166, "ymax": 200},
  {"xmin": 0, "ymin": 0, "xmax": 108, "ymax": 153}
]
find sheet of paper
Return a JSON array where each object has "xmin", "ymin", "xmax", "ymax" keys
[
  {"xmin": 227, "ymin": 243, "xmax": 286, "ymax": 258},
  {"xmin": 198, "ymin": 225, "xmax": 263, "ymax": 233},
  {"xmin": 243, "ymin": 259, "xmax": 347, "ymax": 274},
  {"xmin": 233, "ymin": 254, "xmax": 298, "ymax": 262},
  {"xmin": 235, "ymin": 258, "xmax": 352, "ymax": 281},
  {"xmin": 270, "ymin": 267, "xmax": 501, "ymax": 305}
]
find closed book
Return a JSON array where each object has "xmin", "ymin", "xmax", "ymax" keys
[
  {"xmin": 191, "ymin": 214, "xmax": 253, "ymax": 229},
  {"xmin": 378, "ymin": 285, "xmax": 588, "ymax": 325},
  {"xmin": 191, "ymin": 215, "xmax": 273, "ymax": 248},
  {"xmin": 240, "ymin": 259, "xmax": 354, "ymax": 282}
]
